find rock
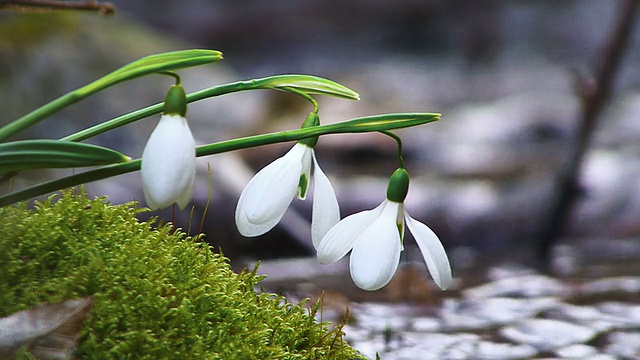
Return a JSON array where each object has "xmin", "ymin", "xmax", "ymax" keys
[
  {"xmin": 383, "ymin": 333, "xmax": 480, "ymax": 360},
  {"xmin": 351, "ymin": 303, "xmax": 421, "ymax": 333},
  {"xmin": 500, "ymin": 319, "xmax": 598, "ymax": 351},
  {"xmin": 604, "ymin": 332, "xmax": 640, "ymax": 359},
  {"xmin": 596, "ymin": 302, "xmax": 640, "ymax": 330},
  {"xmin": 543, "ymin": 303, "xmax": 615, "ymax": 333},
  {"xmin": 410, "ymin": 317, "xmax": 440, "ymax": 332},
  {"xmin": 473, "ymin": 341, "xmax": 538, "ymax": 360},
  {"xmin": 440, "ymin": 297, "xmax": 559, "ymax": 331},
  {"xmin": 360, "ymin": 333, "xmax": 539, "ymax": 360},
  {"xmin": 578, "ymin": 276, "xmax": 640, "ymax": 298},
  {"xmin": 555, "ymin": 344, "xmax": 599, "ymax": 358},
  {"xmin": 463, "ymin": 274, "xmax": 566, "ymax": 299},
  {"xmin": 485, "ymin": 264, "xmax": 538, "ymax": 280}
]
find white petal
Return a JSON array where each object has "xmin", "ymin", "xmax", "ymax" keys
[
  {"xmin": 405, "ymin": 212, "xmax": 452, "ymax": 290},
  {"xmin": 141, "ymin": 114, "xmax": 196, "ymax": 210},
  {"xmin": 316, "ymin": 202, "xmax": 385, "ymax": 264},
  {"xmin": 310, "ymin": 153, "xmax": 340, "ymax": 249},
  {"xmin": 235, "ymin": 143, "xmax": 306, "ymax": 237},
  {"xmin": 175, "ymin": 167, "xmax": 196, "ymax": 210},
  {"xmin": 350, "ymin": 201, "xmax": 402, "ymax": 291}
]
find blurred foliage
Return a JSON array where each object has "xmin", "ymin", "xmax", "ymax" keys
[
  {"xmin": 0, "ymin": 190, "xmax": 364, "ymax": 359},
  {"xmin": 0, "ymin": 13, "xmax": 78, "ymax": 49}
]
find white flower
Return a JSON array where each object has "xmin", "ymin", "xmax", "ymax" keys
[
  {"xmin": 235, "ymin": 142, "xmax": 340, "ymax": 247},
  {"xmin": 141, "ymin": 114, "xmax": 196, "ymax": 210},
  {"xmin": 317, "ymin": 169, "xmax": 452, "ymax": 291}
]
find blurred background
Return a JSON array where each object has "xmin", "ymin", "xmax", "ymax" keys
[{"xmin": 2, "ymin": 0, "xmax": 640, "ymax": 294}]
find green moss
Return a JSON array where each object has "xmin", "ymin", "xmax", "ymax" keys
[{"xmin": 0, "ymin": 190, "xmax": 364, "ymax": 359}]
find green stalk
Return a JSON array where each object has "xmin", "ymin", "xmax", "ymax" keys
[
  {"xmin": 61, "ymin": 81, "xmax": 254, "ymax": 142},
  {"xmin": 62, "ymin": 74, "xmax": 359, "ymax": 143},
  {"xmin": 379, "ymin": 130, "xmax": 405, "ymax": 168},
  {"xmin": 0, "ymin": 113, "xmax": 439, "ymax": 206}
]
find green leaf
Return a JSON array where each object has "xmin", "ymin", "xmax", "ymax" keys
[
  {"xmin": 0, "ymin": 49, "xmax": 223, "ymax": 142},
  {"xmin": 76, "ymin": 49, "xmax": 223, "ymax": 96},
  {"xmin": 255, "ymin": 74, "xmax": 360, "ymax": 100},
  {"xmin": 0, "ymin": 140, "xmax": 130, "ymax": 174}
]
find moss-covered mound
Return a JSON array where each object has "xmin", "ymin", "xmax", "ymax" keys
[{"xmin": 0, "ymin": 191, "xmax": 364, "ymax": 359}]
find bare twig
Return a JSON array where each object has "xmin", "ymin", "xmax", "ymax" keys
[
  {"xmin": 0, "ymin": 0, "xmax": 115, "ymax": 15},
  {"xmin": 536, "ymin": 0, "xmax": 640, "ymax": 268}
]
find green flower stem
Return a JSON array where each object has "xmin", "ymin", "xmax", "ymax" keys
[
  {"xmin": 158, "ymin": 71, "xmax": 182, "ymax": 85},
  {"xmin": 0, "ymin": 50, "xmax": 223, "ymax": 142},
  {"xmin": 0, "ymin": 112, "xmax": 439, "ymax": 207},
  {"xmin": 379, "ymin": 130, "xmax": 405, "ymax": 168},
  {"xmin": 62, "ymin": 74, "xmax": 357, "ymax": 143},
  {"xmin": 62, "ymin": 81, "xmax": 256, "ymax": 142},
  {"xmin": 279, "ymin": 86, "xmax": 319, "ymax": 113}
]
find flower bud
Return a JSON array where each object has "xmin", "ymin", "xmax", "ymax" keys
[
  {"xmin": 386, "ymin": 167, "xmax": 410, "ymax": 203},
  {"xmin": 163, "ymin": 84, "xmax": 187, "ymax": 116},
  {"xmin": 297, "ymin": 112, "xmax": 320, "ymax": 148}
]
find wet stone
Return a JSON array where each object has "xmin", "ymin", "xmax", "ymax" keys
[
  {"xmin": 383, "ymin": 333, "xmax": 480, "ymax": 360},
  {"xmin": 410, "ymin": 317, "xmax": 441, "ymax": 332},
  {"xmin": 357, "ymin": 315, "xmax": 408, "ymax": 333},
  {"xmin": 542, "ymin": 303, "xmax": 615, "ymax": 333},
  {"xmin": 463, "ymin": 274, "xmax": 566, "ymax": 299},
  {"xmin": 341, "ymin": 325, "xmax": 370, "ymax": 343},
  {"xmin": 350, "ymin": 337, "xmax": 384, "ymax": 360},
  {"xmin": 438, "ymin": 339, "xmax": 478, "ymax": 359},
  {"xmin": 485, "ymin": 265, "xmax": 538, "ymax": 281},
  {"xmin": 604, "ymin": 332, "xmax": 640, "ymax": 359},
  {"xmin": 578, "ymin": 276, "xmax": 640, "ymax": 299},
  {"xmin": 500, "ymin": 319, "xmax": 598, "ymax": 351},
  {"xmin": 439, "ymin": 297, "xmax": 559, "ymax": 330},
  {"xmin": 560, "ymin": 355, "xmax": 618, "ymax": 360},
  {"xmin": 473, "ymin": 341, "xmax": 538, "ymax": 360},
  {"xmin": 596, "ymin": 302, "xmax": 640, "ymax": 329},
  {"xmin": 554, "ymin": 344, "xmax": 599, "ymax": 358},
  {"xmin": 438, "ymin": 340, "xmax": 539, "ymax": 360},
  {"xmin": 351, "ymin": 303, "xmax": 418, "ymax": 333},
  {"xmin": 378, "ymin": 335, "xmax": 539, "ymax": 360},
  {"xmin": 584, "ymin": 356, "xmax": 618, "ymax": 360},
  {"xmin": 400, "ymin": 332, "xmax": 479, "ymax": 350},
  {"xmin": 545, "ymin": 303, "xmax": 604, "ymax": 322}
]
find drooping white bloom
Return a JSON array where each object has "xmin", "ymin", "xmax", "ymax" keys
[
  {"xmin": 141, "ymin": 113, "xmax": 196, "ymax": 210},
  {"xmin": 235, "ymin": 142, "xmax": 340, "ymax": 247},
  {"xmin": 317, "ymin": 168, "xmax": 452, "ymax": 291}
]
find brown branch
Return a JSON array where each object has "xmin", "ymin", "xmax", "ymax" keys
[
  {"xmin": 0, "ymin": 0, "xmax": 115, "ymax": 15},
  {"xmin": 536, "ymin": 0, "xmax": 640, "ymax": 268}
]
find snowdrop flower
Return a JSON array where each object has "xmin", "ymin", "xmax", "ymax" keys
[
  {"xmin": 235, "ymin": 112, "xmax": 340, "ymax": 247},
  {"xmin": 141, "ymin": 84, "xmax": 195, "ymax": 210},
  {"xmin": 317, "ymin": 168, "xmax": 452, "ymax": 291}
]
